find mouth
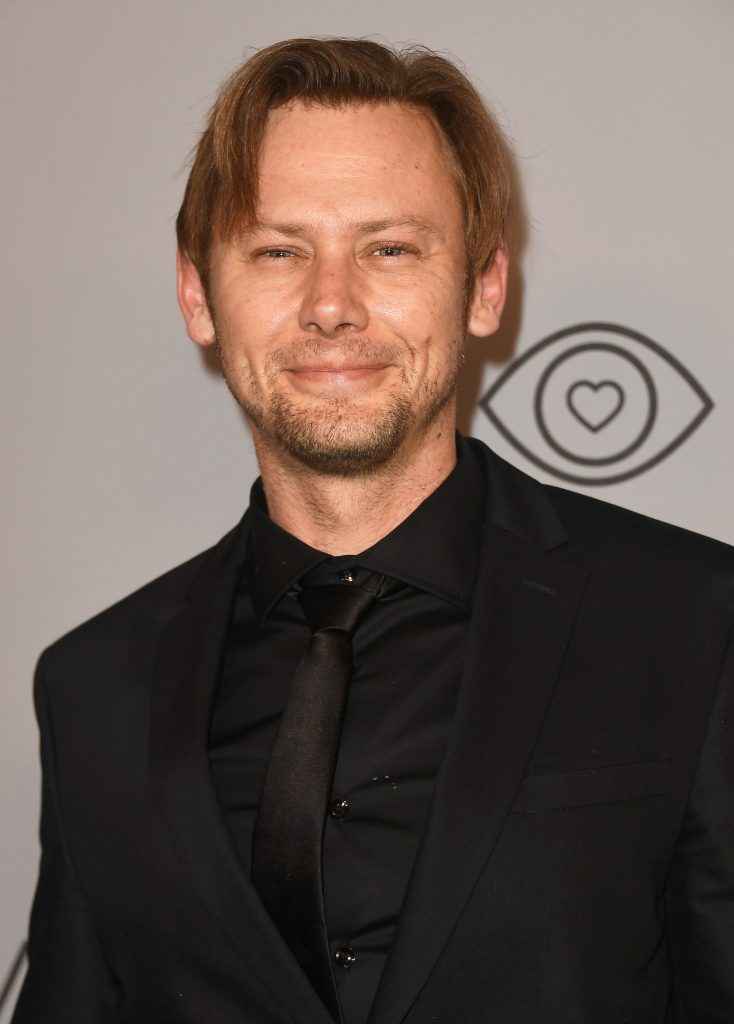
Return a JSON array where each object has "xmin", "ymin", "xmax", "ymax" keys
[{"xmin": 285, "ymin": 364, "xmax": 391, "ymax": 386}]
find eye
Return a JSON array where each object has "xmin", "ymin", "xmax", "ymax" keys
[
  {"xmin": 261, "ymin": 249, "xmax": 293, "ymax": 259},
  {"xmin": 370, "ymin": 242, "xmax": 413, "ymax": 258},
  {"xmin": 479, "ymin": 323, "xmax": 713, "ymax": 485}
]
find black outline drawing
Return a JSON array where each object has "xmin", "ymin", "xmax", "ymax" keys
[
  {"xmin": 480, "ymin": 322, "xmax": 714, "ymax": 485},
  {"xmin": 535, "ymin": 342, "xmax": 657, "ymax": 467},
  {"xmin": 566, "ymin": 379, "xmax": 624, "ymax": 433}
]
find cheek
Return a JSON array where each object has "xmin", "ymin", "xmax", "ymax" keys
[
  {"xmin": 375, "ymin": 285, "xmax": 464, "ymax": 355},
  {"xmin": 371, "ymin": 279, "xmax": 447, "ymax": 334},
  {"xmin": 215, "ymin": 292, "xmax": 292, "ymax": 370},
  {"xmin": 219, "ymin": 294, "xmax": 264, "ymax": 337}
]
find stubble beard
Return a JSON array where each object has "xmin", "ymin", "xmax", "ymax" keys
[{"xmin": 216, "ymin": 333, "xmax": 466, "ymax": 477}]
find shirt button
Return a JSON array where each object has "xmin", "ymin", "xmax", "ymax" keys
[
  {"xmin": 338, "ymin": 570, "xmax": 354, "ymax": 584},
  {"xmin": 329, "ymin": 798, "xmax": 350, "ymax": 819},
  {"xmin": 334, "ymin": 947, "xmax": 357, "ymax": 970}
]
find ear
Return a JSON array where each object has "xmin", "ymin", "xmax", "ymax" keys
[
  {"xmin": 466, "ymin": 246, "xmax": 509, "ymax": 338},
  {"xmin": 176, "ymin": 251, "xmax": 216, "ymax": 347}
]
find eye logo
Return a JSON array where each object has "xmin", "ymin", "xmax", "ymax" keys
[{"xmin": 480, "ymin": 323, "xmax": 713, "ymax": 485}]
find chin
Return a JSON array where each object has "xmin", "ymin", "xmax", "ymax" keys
[{"xmin": 266, "ymin": 393, "xmax": 415, "ymax": 476}]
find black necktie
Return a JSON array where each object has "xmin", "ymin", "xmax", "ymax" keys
[{"xmin": 251, "ymin": 571, "xmax": 386, "ymax": 1021}]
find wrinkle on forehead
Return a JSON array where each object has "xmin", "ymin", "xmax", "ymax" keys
[
  {"xmin": 253, "ymin": 216, "xmax": 447, "ymax": 243},
  {"xmin": 255, "ymin": 101, "xmax": 464, "ymax": 235}
]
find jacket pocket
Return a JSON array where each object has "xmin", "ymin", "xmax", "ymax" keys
[{"xmin": 510, "ymin": 759, "xmax": 670, "ymax": 813}]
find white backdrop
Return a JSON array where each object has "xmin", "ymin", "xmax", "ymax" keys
[{"xmin": 2, "ymin": 0, "xmax": 733, "ymax": 1013}]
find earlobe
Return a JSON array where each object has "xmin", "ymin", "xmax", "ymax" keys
[
  {"xmin": 466, "ymin": 247, "xmax": 509, "ymax": 338},
  {"xmin": 176, "ymin": 251, "xmax": 216, "ymax": 347}
]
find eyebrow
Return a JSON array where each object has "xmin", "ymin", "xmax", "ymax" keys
[{"xmin": 252, "ymin": 216, "xmax": 446, "ymax": 243}]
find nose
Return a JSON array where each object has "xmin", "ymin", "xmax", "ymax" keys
[{"xmin": 298, "ymin": 254, "xmax": 369, "ymax": 338}]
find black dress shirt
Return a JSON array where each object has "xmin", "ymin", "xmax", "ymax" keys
[{"xmin": 208, "ymin": 435, "xmax": 485, "ymax": 1024}]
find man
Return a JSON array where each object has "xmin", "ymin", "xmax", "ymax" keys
[{"xmin": 13, "ymin": 37, "xmax": 734, "ymax": 1024}]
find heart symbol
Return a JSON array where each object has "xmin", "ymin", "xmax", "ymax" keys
[{"xmin": 566, "ymin": 380, "xmax": 625, "ymax": 432}]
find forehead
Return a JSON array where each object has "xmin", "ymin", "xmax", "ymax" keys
[{"xmin": 255, "ymin": 101, "xmax": 462, "ymax": 227}]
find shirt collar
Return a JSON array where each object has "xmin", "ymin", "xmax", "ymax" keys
[{"xmin": 247, "ymin": 433, "xmax": 486, "ymax": 619}]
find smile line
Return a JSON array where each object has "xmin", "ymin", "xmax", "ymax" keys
[{"xmin": 286, "ymin": 364, "xmax": 391, "ymax": 373}]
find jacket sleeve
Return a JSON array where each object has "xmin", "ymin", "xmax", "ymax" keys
[
  {"xmin": 11, "ymin": 653, "xmax": 118, "ymax": 1023},
  {"xmin": 664, "ymin": 624, "xmax": 734, "ymax": 1021}
]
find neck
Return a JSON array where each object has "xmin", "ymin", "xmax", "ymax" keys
[{"xmin": 252, "ymin": 415, "xmax": 459, "ymax": 555}]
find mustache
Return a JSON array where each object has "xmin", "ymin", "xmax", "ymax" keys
[{"xmin": 265, "ymin": 337, "xmax": 404, "ymax": 370}]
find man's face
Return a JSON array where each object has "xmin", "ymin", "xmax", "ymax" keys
[{"xmin": 179, "ymin": 101, "xmax": 505, "ymax": 474}]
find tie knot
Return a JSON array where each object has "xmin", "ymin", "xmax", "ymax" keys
[{"xmin": 297, "ymin": 571, "xmax": 386, "ymax": 635}]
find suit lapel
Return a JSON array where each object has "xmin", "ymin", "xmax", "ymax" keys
[
  {"xmin": 149, "ymin": 515, "xmax": 332, "ymax": 1024},
  {"xmin": 369, "ymin": 444, "xmax": 588, "ymax": 1024}
]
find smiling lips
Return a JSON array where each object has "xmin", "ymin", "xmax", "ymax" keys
[{"xmin": 286, "ymin": 363, "xmax": 391, "ymax": 385}]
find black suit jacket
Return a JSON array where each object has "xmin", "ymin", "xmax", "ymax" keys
[{"xmin": 13, "ymin": 440, "xmax": 734, "ymax": 1023}]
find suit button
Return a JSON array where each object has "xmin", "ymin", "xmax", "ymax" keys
[
  {"xmin": 335, "ymin": 947, "xmax": 357, "ymax": 970},
  {"xmin": 329, "ymin": 798, "xmax": 350, "ymax": 819}
]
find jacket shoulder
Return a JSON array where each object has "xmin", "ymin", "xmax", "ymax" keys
[
  {"xmin": 38, "ymin": 523, "xmax": 240, "ymax": 673},
  {"xmin": 546, "ymin": 480, "xmax": 734, "ymax": 579},
  {"xmin": 470, "ymin": 436, "xmax": 734, "ymax": 578}
]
